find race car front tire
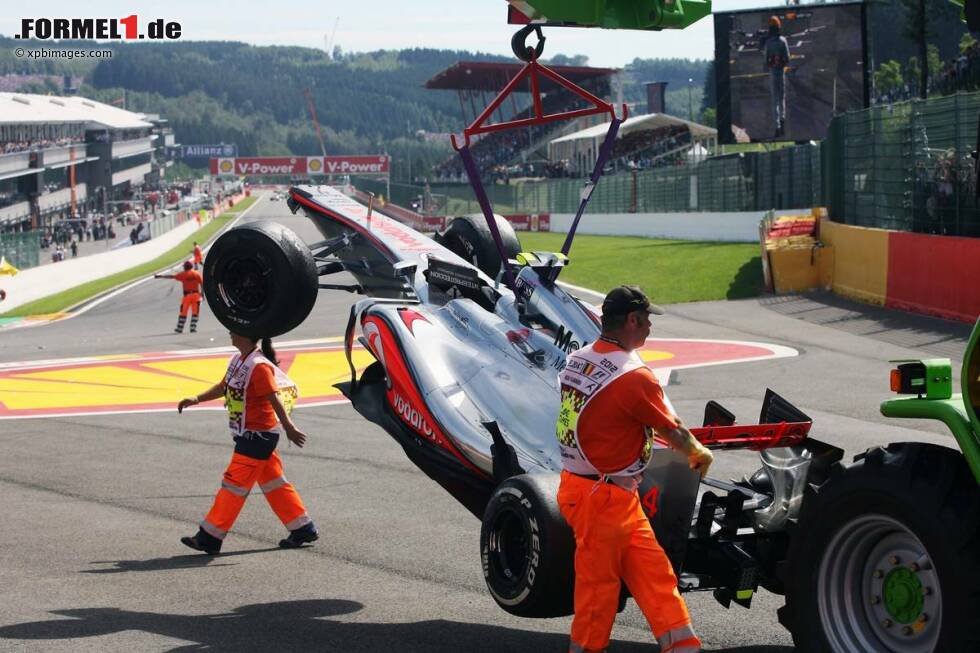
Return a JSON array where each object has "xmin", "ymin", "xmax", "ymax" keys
[
  {"xmin": 480, "ymin": 473, "xmax": 575, "ymax": 618},
  {"xmin": 203, "ymin": 221, "xmax": 318, "ymax": 339},
  {"xmin": 438, "ymin": 214, "xmax": 521, "ymax": 281}
]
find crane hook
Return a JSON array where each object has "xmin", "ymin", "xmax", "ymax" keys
[{"xmin": 511, "ymin": 24, "xmax": 545, "ymax": 62}]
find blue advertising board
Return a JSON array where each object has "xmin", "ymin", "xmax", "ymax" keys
[{"xmin": 182, "ymin": 144, "xmax": 237, "ymax": 161}]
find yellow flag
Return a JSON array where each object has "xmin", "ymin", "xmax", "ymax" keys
[{"xmin": 0, "ymin": 257, "xmax": 18, "ymax": 276}]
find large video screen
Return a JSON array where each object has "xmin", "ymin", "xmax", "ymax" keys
[{"xmin": 715, "ymin": 2, "xmax": 867, "ymax": 144}]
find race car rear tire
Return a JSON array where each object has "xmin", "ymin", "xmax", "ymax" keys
[
  {"xmin": 203, "ymin": 221, "xmax": 318, "ymax": 339},
  {"xmin": 439, "ymin": 214, "xmax": 521, "ymax": 280},
  {"xmin": 480, "ymin": 473, "xmax": 575, "ymax": 618},
  {"xmin": 780, "ymin": 443, "xmax": 980, "ymax": 653}
]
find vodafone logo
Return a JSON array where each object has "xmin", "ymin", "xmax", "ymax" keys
[{"xmin": 393, "ymin": 392, "xmax": 435, "ymax": 440}]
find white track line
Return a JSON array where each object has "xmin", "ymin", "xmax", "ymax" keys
[{"xmin": 0, "ymin": 334, "xmax": 343, "ymax": 372}]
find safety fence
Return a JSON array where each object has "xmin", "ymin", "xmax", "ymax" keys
[
  {"xmin": 0, "ymin": 230, "xmax": 39, "ymax": 270},
  {"xmin": 824, "ymin": 91, "xmax": 980, "ymax": 238},
  {"xmin": 355, "ymin": 91, "xmax": 979, "ymax": 240},
  {"xmin": 354, "ymin": 145, "xmax": 821, "ymax": 218}
]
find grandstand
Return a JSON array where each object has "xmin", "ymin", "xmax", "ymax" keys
[
  {"xmin": 549, "ymin": 112, "xmax": 717, "ymax": 176},
  {"xmin": 425, "ymin": 61, "xmax": 617, "ymax": 181},
  {"xmin": 0, "ymin": 93, "xmax": 173, "ymax": 236}
]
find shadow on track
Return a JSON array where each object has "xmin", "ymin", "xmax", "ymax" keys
[
  {"xmin": 0, "ymin": 599, "xmax": 793, "ymax": 652},
  {"xmin": 83, "ymin": 547, "xmax": 284, "ymax": 573}
]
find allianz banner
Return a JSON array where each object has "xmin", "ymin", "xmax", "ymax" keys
[{"xmin": 184, "ymin": 144, "xmax": 237, "ymax": 159}]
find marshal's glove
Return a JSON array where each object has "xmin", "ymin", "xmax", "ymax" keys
[{"xmin": 686, "ymin": 439, "xmax": 713, "ymax": 479}]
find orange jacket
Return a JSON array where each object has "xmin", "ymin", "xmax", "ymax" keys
[
  {"xmin": 575, "ymin": 339, "xmax": 678, "ymax": 473},
  {"xmin": 174, "ymin": 269, "xmax": 203, "ymax": 295}
]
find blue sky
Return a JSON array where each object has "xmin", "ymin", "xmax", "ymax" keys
[{"xmin": 2, "ymin": 1, "xmax": 797, "ymax": 67}]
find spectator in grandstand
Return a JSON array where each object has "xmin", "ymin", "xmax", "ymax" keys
[
  {"xmin": 764, "ymin": 16, "xmax": 791, "ymax": 138},
  {"xmin": 0, "ymin": 135, "xmax": 84, "ymax": 155}
]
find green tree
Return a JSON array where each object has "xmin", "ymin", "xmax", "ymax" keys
[
  {"xmin": 961, "ymin": 32, "xmax": 978, "ymax": 54},
  {"xmin": 699, "ymin": 107, "xmax": 716, "ymax": 128},
  {"xmin": 928, "ymin": 43, "xmax": 942, "ymax": 77},
  {"xmin": 899, "ymin": 0, "xmax": 960, "ymax": 97},
  {"xmin": 875, "ymin": 60, "xmax": 905, "ymax": 94},
  {"xmin": 700, "ymin": 60, "xmax": 716, "ymax": 113},
  {"xmin": 547, "ymin": 54, "xmax": 590, "ymax": 66}
]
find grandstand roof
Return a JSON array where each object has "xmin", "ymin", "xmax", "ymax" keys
[
  {"xmin": 0, "ymin": 93, "xmax": 152, "ymax": 129},
  {"xmin": 550, "ymin": 112, "xmax": 717, "ymax": 144},
  {"xmin": 424, "ymin": 61, "xmax": 618, "ymax": 91}
]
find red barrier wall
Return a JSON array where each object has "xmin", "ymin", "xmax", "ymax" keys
[{"xmin": 886, "ymin": 231, "xmax": 980, "ymax": 322}]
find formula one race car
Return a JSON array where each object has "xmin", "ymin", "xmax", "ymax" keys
[
  {"xmin": 202, "ymin": 179, "xmax": 975, "ymax": 652},
  {"xmin": 202, "ymin": 46, "xmax": 979, "ymax": 653}
]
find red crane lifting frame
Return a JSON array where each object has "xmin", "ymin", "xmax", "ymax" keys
[{"xmin": 450, "ymin": 55, "xmax": 626, "ymax": 150}]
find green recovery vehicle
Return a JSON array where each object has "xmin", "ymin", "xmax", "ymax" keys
[{"xmin": 770, "ymin": 318, "xmax": 980, "ymax": 652}]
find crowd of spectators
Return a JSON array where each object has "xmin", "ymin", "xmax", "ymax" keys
[
  {"xmin": 612, "ymin": 126, "xmax": 691, "ymax": 171},
  {"xmin": 930, "ymin": 43, "xmax": 980, "ymax": 97},
  {"xmin": 0, "ymin": 135, "xmax": 85, "ymax": 155}
]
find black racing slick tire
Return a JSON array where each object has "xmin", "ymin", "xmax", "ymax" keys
[
  {"xmin": 203, "ymin": 221, "xmax": 318, "ymax": 339},
  {"xmin": 780, "ymin": 443, "xmax": 980, "ymax": 653},
  {"xmin": 480, "ymin": 473, "xmax": 575, "ymax": 618},
  {"xmin": 438, "ymin": 214, "xmax": 521, "ymax": 280}
]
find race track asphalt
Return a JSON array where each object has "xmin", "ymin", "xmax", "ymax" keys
[{"xmin": 0, "ymin": 192, "xmax": 971, "ymax": 652}]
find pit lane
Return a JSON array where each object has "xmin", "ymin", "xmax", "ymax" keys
[{"xmin": 0, "ymin": 192, "xmax": 967, "ymax": 652}]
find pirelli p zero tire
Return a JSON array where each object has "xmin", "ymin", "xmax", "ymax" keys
[
  {"xmin": 780, "ymin": 443, "xmax": 980, "ymax": 653},
  {"xmin": 439, "ymin": 214, "xmax": 522, "ymax": 280},
  {"xmin": 203, "ymin": 221, "xmax": 318, "ymax": 339},
  {"xmin": 480, "ymin": 473, "xmax": 575, "ymax": 618}
]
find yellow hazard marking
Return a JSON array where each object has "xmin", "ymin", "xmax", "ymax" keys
[
  {"xmin": 638, "ymin": 350, "xmax": 675, "ymax": 363},
  {"xmin": 286, "ymin": 349, "xmax": 376, "ymax": 398},
  {"xmin": 0, "ymin": 347, "xmax": 378, "ymax": 416}
]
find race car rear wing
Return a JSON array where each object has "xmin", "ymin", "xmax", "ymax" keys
[{"xmin": 683, "ymin": 389, "xmax": 813, "ymax": 451}]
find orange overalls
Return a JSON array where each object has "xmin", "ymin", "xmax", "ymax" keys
[
  {"xmin": 200, "ymin": 354, "xmax": 312, "ymax": 541},
  {"xmin": 556, "ymin": 339, "xmax": 700, "ymax": 653},
  {"xmin": 192, "ymin": 245, "xmax": 203, "ymax": 270},
  {"xmin": 173, "ymin": 269, "xmax": 202, "ymax": 333}
]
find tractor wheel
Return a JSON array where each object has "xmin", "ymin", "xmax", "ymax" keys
[{"xmin": 780, "ymin": 443, "xmax": 980, "ymax": 652}]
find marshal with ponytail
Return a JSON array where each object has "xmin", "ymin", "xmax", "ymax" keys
[{"xmin": 260, "ymin": 337, "xmax": 279, "ymax": 367}]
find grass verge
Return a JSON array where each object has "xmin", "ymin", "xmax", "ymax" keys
[
  {"xmin": 518, "ymin": 232, "xmax": 763, "ymax": 304},
  {"xmin": 2, "ymin": 196, "xmax": 257, "ymax": 317}
]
